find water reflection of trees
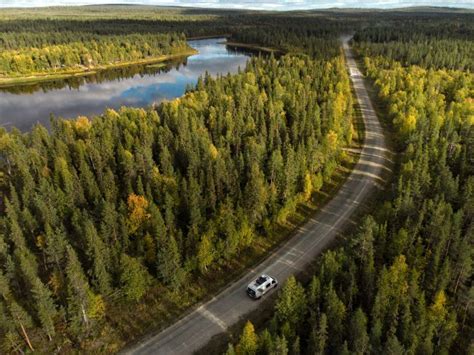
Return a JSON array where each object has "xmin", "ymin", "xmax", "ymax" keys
[
  {"xmin": 225, "ymin": 45, "xmax": 279, "ymax": 58},
  {"xmin": 0, "ymin": 57, "xmax": 188, "ymax": 95}
]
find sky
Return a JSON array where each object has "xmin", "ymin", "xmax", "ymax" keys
[{"xmin": 1, "ymin": 0, "xmax": 473, "ymax": 10}]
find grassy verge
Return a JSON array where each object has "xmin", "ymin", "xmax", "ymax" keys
[
  {"xmin": 351, "ymin": 50, "xmax": 398, "ymax": 154},
  {"xmin": 0, "ymin": 49, "xmax": 198, "ymax": 88}
]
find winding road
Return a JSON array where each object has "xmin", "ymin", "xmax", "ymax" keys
[{"xmin": 125, "ymin": 37, "xmax": 390, "ymax": 355}]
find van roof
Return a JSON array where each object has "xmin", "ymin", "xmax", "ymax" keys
[{"xmin": 256, "ymin": 275, "xmax": 268, "ymax": 285}]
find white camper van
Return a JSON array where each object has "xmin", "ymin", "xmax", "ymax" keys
[{"xmin": 246, "ymin": 274, "xmax": 278, "ymax": 299}]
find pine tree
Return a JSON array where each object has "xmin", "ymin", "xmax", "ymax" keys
[
  {"xmin": 323, "ymin": 283, "xmax": 346, "ymax": 349},
  {"xmin": 350, "ymin": 216, "xmax": 376, "ymax": 308},
  {"xmin": 291, "ymin": 336, "xmax": 301, "ymax": 355},
  {"xmin": 307, "ymin": 275, "xmax": 321, "ymax": 308},
  {"xmin": 197, "ymin": 230, "xmax": 215, "ymax": 274},
  {"xmin": 84, "ymin": 218, "xmax": 112, "ymax": 295},
  {"xmin": 31, "ymin": 277, "xmax": 57, "ymax": 340},
  {"xmin": 244, "ymin": 163, "xmax": 268, "ymax": 224},
  {"xmin": 258, "ymin": 329, "xmax": 275, "ymax": 354},
  {"xmin": 65, "ymin": 246, "xmax": 96, "ymax": 335},
  {"xmin": 339, "ymin": 340, "xmax": 350, "ymax": 355},
  {"xmin": 237, "ymin": 321, "xmax": 258, "ymax": 355},
  {"xmin": 274, "ymin": 335, "xmax": 288, "ymax": 355},
  {"xmin": 349, "ymin": 308, "xmax": 370, "ymax": 354},
  {"xmin": 0, "ymin": 270, "xmax": 34, "ymax": 351},
  {"xmin": 157, "ymin": 233, "xmax": 183, "ymax": 287},
  {"xmin": 384, "ymin": 334, "xmax": 405, "ymax": 355},
  {"xmin": 275, "ymin": 275, "xmax": 307, "ymax": 327},
  {"xmin": 225, "ymin": 343, "xmax": 236, "ymax": 355},
  {"xmin": 309, "ymin": 313, "xmax": 328, "ymax": 355},
  {"xmin": 9, "ymin": 301, "xmax": 35, "ymax": 351},
  {"xmin": 119, "ymin": 254, "xmax": 151, "ymax": 302}
]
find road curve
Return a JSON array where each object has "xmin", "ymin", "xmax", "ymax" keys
[{"xmin": 125, "ymin": 37, "xmax": 389, "ymax": 355}]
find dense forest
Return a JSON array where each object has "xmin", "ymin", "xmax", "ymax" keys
[
  {"xmin": 0, "ymin": 6, "xmax": 472, "ymax": 354},
  {"xmin": 0, "ymin": 32, "xmax": 189, "ymax": 76},
  {"xmin": 227, "ymin": 18, "xmax": 473, "ymax": 355},
  {"xmin": 353, "ymin": 22, "xmax": 474, "ymax": 70},
  {"xmin": 230, "ymin": 28, "xmax": 340, "ymax": 60},
  {"xmin": 0, "ymin": 41, "xmax": 353, "ymax": 352}
]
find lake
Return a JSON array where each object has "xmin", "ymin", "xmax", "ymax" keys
[{"xmin": 0, "ymin": 38, "xmax": 251, "ymax": 131}]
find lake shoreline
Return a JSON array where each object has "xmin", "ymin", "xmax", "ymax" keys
[
  {"xmin": 0, "ymin": 37, "xmax": 252, "ymax": 132},
  {"xmin": 0, "ymin": 39, "xmax": 278, "ymax": 89},
  {"xmin": 0, "ymin": 48, "xmax": 198, "ymax": 88},
  {"xmin": 187, "ymin": 34, "xmax": 231, "ymax": 40},
  {"xmin": 187, "ymin": 34, "xmax": 280, "ymax": 54},
  {"xmin": 224, "ymin": 41, "xmax": 280, "ymax": 53}
]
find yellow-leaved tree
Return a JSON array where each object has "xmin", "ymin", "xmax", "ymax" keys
[{"xmin": 127, "ymin": 194, "xmax": 150, "ymax": 234}]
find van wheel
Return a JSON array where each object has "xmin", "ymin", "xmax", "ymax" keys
[{"xmin": 274, "ymin": 283, "xmax": 278, "ymax": 288}]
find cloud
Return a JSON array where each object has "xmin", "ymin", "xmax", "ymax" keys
[{"xmin": 0, "ymin": 0, "xmax": 472, "ymax": 9}]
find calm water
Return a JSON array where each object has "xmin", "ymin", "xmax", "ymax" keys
[{"xmin": 0, "ymin": 38, "xmax": 251, "ymax": 131}]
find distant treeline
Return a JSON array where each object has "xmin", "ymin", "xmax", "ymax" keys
[
  {"xmin": 230, "ymin": 27, "xmax": 341, "ymax": 60},
  {"xmin": 2, "ymin": 8, "xmax": 472, "ymax": 75},
  {"xmin": 0, "ymin": 33, "xmax": 189, "ymax": 76},
  {"xmin": 0, "ymin": 18, "xmax": 229, "ymax": 46},
  {"xmin": 353, "ymin": 21, "xmax": 474, "ymax": 70}
]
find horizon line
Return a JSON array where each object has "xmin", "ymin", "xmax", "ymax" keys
[{"xmin": 1, "ymin": 3, "xmax": 473, "ymax": 11}]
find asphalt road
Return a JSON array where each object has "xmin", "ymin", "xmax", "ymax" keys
[{"xmin": 125, "ymin": 37, "xmax": 389, "ymax": 355}]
